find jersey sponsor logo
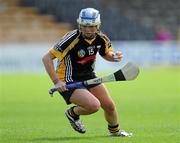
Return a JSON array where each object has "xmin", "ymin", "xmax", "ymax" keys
[
  {"xmin": 78, "ymin": 49, "xmax": 86, "ymax": 58},
  {"xmin": 77, "ymin": 55, "xmax": 96, "ymax": 65}
]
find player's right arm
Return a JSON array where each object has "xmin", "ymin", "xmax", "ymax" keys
[
  {"xmin": 42, "ymin": 51, "xmax": 67, "ymax": 92},
  {"xmin": 43, "ymin": 30, "xmax": 79, "ymax": 91}
]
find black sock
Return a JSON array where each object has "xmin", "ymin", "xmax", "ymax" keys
[
  {"xmin": 69, "ymin": 106, "xmax": 79, "ymax": 120},
  {"xmin": 108, "ymin": 124, "xmax": 120, "ymax": 134}
]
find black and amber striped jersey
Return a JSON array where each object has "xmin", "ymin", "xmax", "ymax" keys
[{"xmin": 50, "ymin": 29, "xmax": 113, "ymax": 83}]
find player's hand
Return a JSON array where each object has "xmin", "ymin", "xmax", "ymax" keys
[
  {"xmin": 112, "ymin": 51, "xmax": 123, "ymax": 62},
  {"xmin": 54, "ymin": 80, "xmax": 68, "ymax": 92}
]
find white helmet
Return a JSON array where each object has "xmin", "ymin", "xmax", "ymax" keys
[{"xmin": 77, "ymin": 8, "xmax": 101, "ymax": 29}]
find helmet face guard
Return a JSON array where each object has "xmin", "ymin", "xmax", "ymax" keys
[{"xmin": 77, "ymin": 8, "xmax": 101, "ymax": 29}]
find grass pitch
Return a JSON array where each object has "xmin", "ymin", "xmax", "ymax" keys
[{"xmin": 0, "ymin": 67, "xmax": 179, "ymax": 143}]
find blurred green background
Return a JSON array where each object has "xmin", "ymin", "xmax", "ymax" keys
[{"xmin": 0, "ymin": 68, "xmax": 179, "ymax": 143}]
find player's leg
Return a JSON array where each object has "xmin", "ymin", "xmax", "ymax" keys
[
  {"xmin": 65, "ymin": 88, "xmax": 101, "ymax": 133},
  {"xmin": 89, "ymin": 83, "xmax": 132, "ymax": 137},
  {"xmin": 89, "ymin": 84, "xmax": 118, "ymax": 126},
  {"xmin": 69, "ymin": 88, "xmax": 101, "ymax": 115}
]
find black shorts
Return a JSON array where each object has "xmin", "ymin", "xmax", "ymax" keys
[{"xmin": 59, "ymin": 73, "xmax": 100, "ymax": 104}]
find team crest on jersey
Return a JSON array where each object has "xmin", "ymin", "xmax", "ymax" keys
[{"xmin": 78, "ymin": 49, "xmax": 86, "ymax": 58}]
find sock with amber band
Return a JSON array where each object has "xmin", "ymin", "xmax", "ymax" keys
[
  {"xmin": 108, "ymin": 124, "xmax": 120, "ymax": 134},
  {"xmin": 68, "ymin": 106, "xmax": 80, "ymax": 120}
]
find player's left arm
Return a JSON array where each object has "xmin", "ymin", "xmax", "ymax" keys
[{"xmin": 99, "ymin": 33, "xmax": 123, "ymax": 62}]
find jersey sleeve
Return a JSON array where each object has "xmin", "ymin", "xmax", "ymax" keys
[
  {"xmin": 98, "ymin": 33, "xmax": 113, "ymax": 56},
  {"xmin": 50, "ymin": 30, "xmax": 79, "ymax": 61},
  {"xmin": 50, "ymin": 42, "xmax": 64, "ymax": 61}
]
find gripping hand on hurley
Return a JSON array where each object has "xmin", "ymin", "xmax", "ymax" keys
[
  {"xmin": 53, "ymin": 79, "xmax": 68, "ymax": 93},
  {"xmin": 112, "ymin": 51, "xmax": 123, "ymax": 62}
]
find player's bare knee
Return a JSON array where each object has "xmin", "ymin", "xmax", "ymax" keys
[
  {"xmin": 103, "ymin": 102, "xmax": 116, "ymax": 113},
  {"xmin": 87, "ymin": 100, "xmax": 101, "ymax": 113}
]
